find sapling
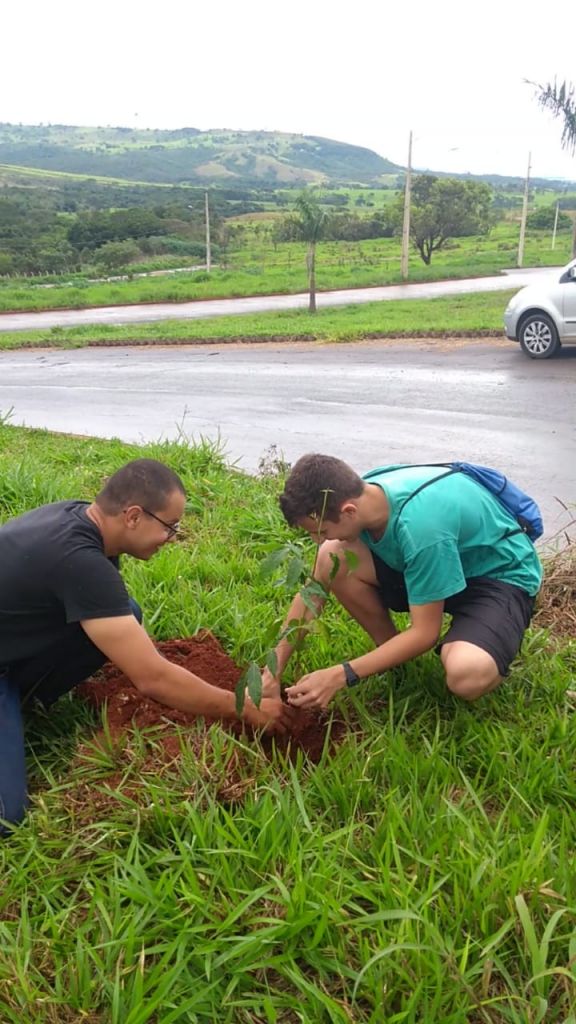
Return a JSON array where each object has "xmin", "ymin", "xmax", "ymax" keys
[{"xmin": 235, "ymin": 489, "xmax": 358, "ymax": 715}]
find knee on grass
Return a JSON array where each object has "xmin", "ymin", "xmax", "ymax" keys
[{"xmin": 443, "ymin": 646, "xmax": 501, "ymax": 702}]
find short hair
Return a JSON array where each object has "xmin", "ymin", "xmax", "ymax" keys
[
  {"xmin": 279, "ymin": 454, "xmax": 364, "ymax": 526},
  {"xmin": 96, "ymin": 459, "xmax": 186, "ymax": 515}
]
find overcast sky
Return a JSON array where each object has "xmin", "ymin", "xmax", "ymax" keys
[{"xmin": 3, "ymin": 0, "xmax": 575, "ymax": 180}]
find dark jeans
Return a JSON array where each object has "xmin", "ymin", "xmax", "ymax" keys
[{"xmin": 0, "ymin": 599, "xmax": 141, "ymax": 835}]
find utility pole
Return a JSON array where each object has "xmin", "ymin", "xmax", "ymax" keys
[
  {"xmin": 400, "ymin": 130, "xmax": 413, "ymax": 281},
  {"xmin": 517, "ymin": 151, "xmax": 531, "ymax": 268},
  {"xmin": 551, "ymin": 201, "xmax": 559, "ymax": 249},
  {"xmin": 205, "ymin": 190, "xmax": 212, "ymax": 273}
]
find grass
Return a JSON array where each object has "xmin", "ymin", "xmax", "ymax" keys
[
  {"xmin": 0, "ymin": 423, "xmax": 575, "ymax": 1022},
  {"xmin": 0, "ymin": 162, "xmax": 202, "ymax": 189},
  {"xmin": 0, "ymin": 291, "xmax": 515, "ymax": 350},
  {"xmin": 0, "ymin": 223, "xmax": 572, "ymax": 314}
]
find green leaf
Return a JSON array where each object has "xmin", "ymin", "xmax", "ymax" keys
[
  {"xmin": 261, "ymin": 617, "xmax": 284, "ymax": 650},
  {"xmin": 342, "ymin": 908, "xmax": 423, "ymax": 928},
  {"xmin": 245, "ymin": 660, "xmax": 262, "ymax": 708},
  {"xmin": 279, "ymin": 617, "xmax": 304, "ymax": 642},
  {"xmin": 308, "ymin": 617, "xmax": 330, "ymax": 640},
  {"xmin": 344, "ymin": 548, "xmax": 360, "ymax": 572},
  {"xmin": 285, "ymin": 555, "xmax": 307, "ymax": 589},
  {"xmin": 299, "ymin": 580, "xmax": 327, "ymax": 616},
  {"xmin": 328, "ymin": 552, "xmax": 341, "ymax": 581},
  {"xmin": 260, "ymin": 545, "xmax": 292, "ymax": 577},
  {"xmin": 300, "ymin": 589, "xmax": 318, "ymax": 614},
  {"xmin": 302, "ymin": 580, "xmax": 328, "ymax": 601},
  {"xmin": 265, "ymin": 650, "xmax": 278, "ymax": 677}
]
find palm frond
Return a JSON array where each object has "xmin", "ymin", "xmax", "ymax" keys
[{"xmin": 533, "ymin": 79, "xmax": 576, "ymax": 154}]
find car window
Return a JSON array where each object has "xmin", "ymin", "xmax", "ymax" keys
[{"xmin": 559, "ymin": 265, "xmax": 576, "ymax": 285}]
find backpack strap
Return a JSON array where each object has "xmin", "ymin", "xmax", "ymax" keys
[
  {"xmin": 391, "ymin": 466, "xmax": 533, "ymax": 542},
  {"xmin": 396, "ymin": 467, "xmax": 460, "ymax": 517},
  {"xmin": 500, "ymin": 521, "xmax": 530, "ymax": 541}
]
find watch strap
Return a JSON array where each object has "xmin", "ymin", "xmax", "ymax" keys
[{"xmin": 342, "ymin": 660, "xmax": 360, "ymax": 687}]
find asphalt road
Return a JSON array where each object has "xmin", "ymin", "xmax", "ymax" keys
[
  {"xmin": 0, "ymin": 267, "xmax": 557, "ymax": 332},
  {"xmin": 1, "ymin": 337, "xmax": 574, "ymax": 541}
]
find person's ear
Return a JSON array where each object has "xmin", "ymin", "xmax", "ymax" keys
[
  {"xmin": 339, "ymin": 500, "xmax": 359, "ymax": 519},
  {"xmin": 123, "ymin": 505, "xmax": 143, "ymax": 530}
]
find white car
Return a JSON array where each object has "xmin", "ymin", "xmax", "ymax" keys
[{"xmin": 504, "ymin": 258, "xmax": 576, "ymax": 358}]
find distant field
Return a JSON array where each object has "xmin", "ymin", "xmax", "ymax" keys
[
  {"xmin": 0, "ymin": 162, "xmax": 193, "ymax": 189},
  {"xmin": 0, "ymin": 221, "xmax": 571, "ymax": 314}
]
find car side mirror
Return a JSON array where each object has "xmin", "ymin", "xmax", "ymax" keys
[{"xmin": 569, "ymin": 266, "xmax": 576, "ymax": 280}]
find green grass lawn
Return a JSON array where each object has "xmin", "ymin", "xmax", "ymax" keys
[
  {"xmin": 0, "ymin": 223, "xmax": 571, "ymax": 314},
  {"xmin": 0, "ymin": 291, "xmax": 514, "ymax": 350},
  {"xmin": 0, "ymin": 423, "xmax": 575, "ymax": 1022}
]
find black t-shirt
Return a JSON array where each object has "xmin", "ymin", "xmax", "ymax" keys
[{"xmin": 0, "ymin": 500, "xmax": 131, "ymax": 665}]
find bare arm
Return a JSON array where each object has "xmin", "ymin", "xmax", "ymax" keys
[
  {"xmin": 285, "ymin": 601, "xmax": 445, "ymax": 709},
  {"xmin": 273, "ymin": 588, "xmax": 328, "ymax": 675},
  {"xmin": 81, "ymin": 615, "xmax": 291, "ymax": 731},
  {"xmin": 261, "ymin": 586, "xmax": 329, "ymax": 697},
  {"xmin": 345, "ymin": 601, "xmax": 444, "ymax": 678}
]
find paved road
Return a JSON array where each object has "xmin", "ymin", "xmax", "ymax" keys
[
  {"xmin": 1, "ymin": 337, "xmax": 574, "ymax": 541},
  {"xmin": 0, "ymin": 267, "xmax": 559, "ymax": 332}
]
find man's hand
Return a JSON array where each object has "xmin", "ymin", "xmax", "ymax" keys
[
  {"xmin": 242, "ymin": 696, "xmax": 294, "ymax": 734},
  {"xmin": 82, "ymin": 615, "xmax": 290, "ymax": 724},
  {"xmin": 285, "ymin": 666, "xmax": 346, "ymax": 710},
  {"xmin": 260, "ymin": 666, "xmax": 281, "ymax": 700}
]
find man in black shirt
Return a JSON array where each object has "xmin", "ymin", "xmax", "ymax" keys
[{"xmin": 0, "ymin": 458, "xmax": 290, "ymax": 834}]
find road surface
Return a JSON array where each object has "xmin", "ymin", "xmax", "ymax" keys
[{"xmin": 1, "ymin": 336, "xmax": 574, "ymax": 541}]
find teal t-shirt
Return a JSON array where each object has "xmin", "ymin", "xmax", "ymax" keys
[{"xmin": 360, "ymin": 465, "xmax": 542, "ymax": 605}]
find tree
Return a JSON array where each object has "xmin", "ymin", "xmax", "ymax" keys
[
  {"xmin": 533, "ymin": 80, "xmax": 576, "ymax": 154},
  {"xmin": 284, "ymin": 193, "xmax": 328, "ymax": 313},
  {"xmin": 67, "ymin": 208, "xmax": 166, "ymax": 251},
  {"xmin": 527, "ymin": 205, "xmax": 572, "ymax": 231},
  {"xmin": 94, "ymin": 240, "xmax": 140, "ymax": 274},
  {"xmin": 532, "ymin": 79, "xmax": 576, "ymax": 256},
  {"xmin": 394, "ymin": 176, "xmax": 493, "ymax": 265},
  {"xmin": 0, "ymin": 253, "xmax": 13, "ymax": 276}
]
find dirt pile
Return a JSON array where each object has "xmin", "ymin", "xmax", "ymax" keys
[{"xmin": 77, "ymin": 631, "xmax": 346, "ymax": 763}]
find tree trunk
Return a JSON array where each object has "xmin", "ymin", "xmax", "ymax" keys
[
  {"xmin": 417, "ymin": 240, "xmax": 431, "ymax": 265},
  {"xmin": 307, "ymin": 242, "xmax": 316, "ymax": 313}
]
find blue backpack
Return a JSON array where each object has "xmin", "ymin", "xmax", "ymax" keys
[{"xmin": 365, "ymin": 462, "xmax": 543, "ymax": 542}]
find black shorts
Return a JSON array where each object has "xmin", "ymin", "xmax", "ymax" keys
[{"xmin": 372, "ymin": 556, "xmax": 535, "ymax": 677}]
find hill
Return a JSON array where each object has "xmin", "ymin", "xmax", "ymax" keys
[{"xmin": 0, "ymin": 123, "xmax": 402, "ymax": 186}]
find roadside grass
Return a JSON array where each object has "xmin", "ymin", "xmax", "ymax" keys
[
  {"xmin": 0, "ymin": 290, "xmax": 515, "ymax": 350},
  {"xmin": 0, "ymin": 424, "xmax": 575, "ymax": 1022},
  {"xmin": 0, "ymin": 224, "xmax": 571, "ymax": 313}
]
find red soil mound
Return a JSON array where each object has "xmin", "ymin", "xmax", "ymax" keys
[{"xmin": 77, "ymin": 631, "xmax": 346, "ymax": 763}]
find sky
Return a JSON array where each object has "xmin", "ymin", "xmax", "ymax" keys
[{"xmin": 2, "ymin": 0, "xmax": 575, "ymax": 181}]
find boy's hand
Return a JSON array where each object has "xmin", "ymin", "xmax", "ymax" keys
[
  {"xmin": 285, "ymin": 666, "xmax": 346, "ymax": 710},
  {"xmin": 260, "ymin": 666, "xmax": 281, "ymax": 700}
]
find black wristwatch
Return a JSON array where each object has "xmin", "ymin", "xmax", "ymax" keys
[{"xmin": 342, "ymin": 660, "xmax": 360, "ymax": 687}]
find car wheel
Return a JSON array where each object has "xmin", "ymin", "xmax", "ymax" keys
[{"xmin": 518, "ymin": 313, "xmax": 560, "ymax": 359}]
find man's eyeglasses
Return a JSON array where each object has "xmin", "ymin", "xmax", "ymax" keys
[{"xmin": 141, "ymin": 508, "xmax": 180, "ymax": 538}]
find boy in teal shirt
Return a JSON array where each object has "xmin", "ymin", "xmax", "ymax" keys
[{"xmin": 263, "ymin": 455, "xmax": 542, "ymax": 709}]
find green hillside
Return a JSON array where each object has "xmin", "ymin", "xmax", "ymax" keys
[
  {"xmin": 0, "ymin": 162, "xmax": 285, "ymax": 223},
  {"xmin": 0, "ymin": 124, "xmax": 401, "ymax": 186}
]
